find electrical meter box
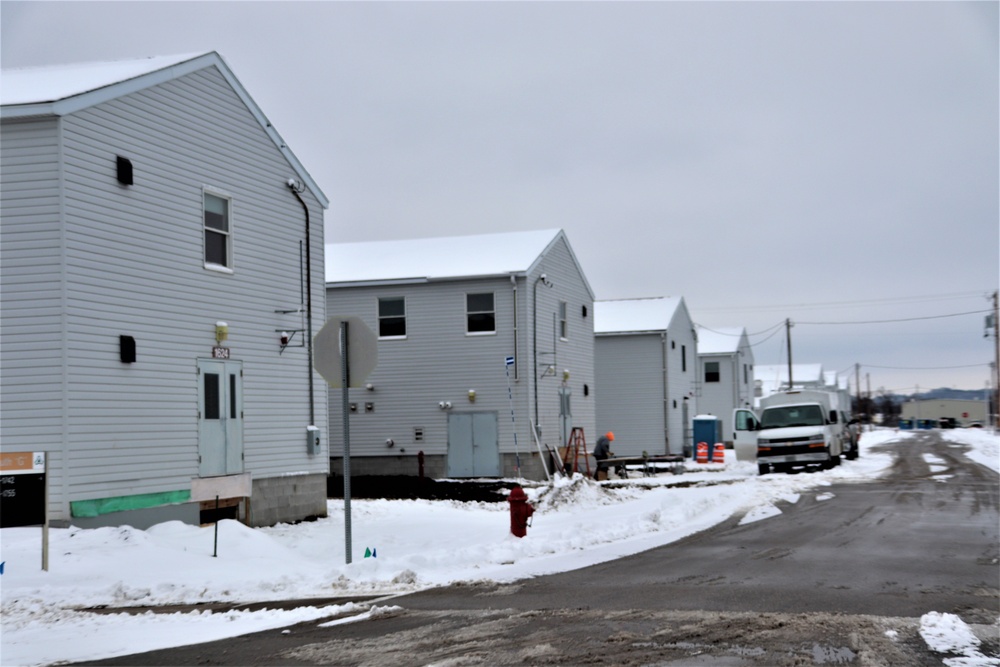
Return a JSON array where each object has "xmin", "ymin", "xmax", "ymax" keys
[{"xmin": 306, "ymin": 425, "xmax": 322, "ymax": 454}]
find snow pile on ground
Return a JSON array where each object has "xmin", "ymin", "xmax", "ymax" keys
[
  {"xmin": 0, "ymin": 428, "xmax": 995, "ymax": 666},
  {"xmin": 940, "ymin": 428, "xmax": 1000, "ymax": 473},
  {"xmin": 920, "ymin": 611, "xmax": 995, "ymax": 667}
]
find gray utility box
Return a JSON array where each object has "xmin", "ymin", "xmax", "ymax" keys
[{"xmin": 307, "ymin": 425, "xmax": 322, "ymax": 454}]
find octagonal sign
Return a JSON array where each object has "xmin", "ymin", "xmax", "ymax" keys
[{"xmin": 314, "ymin": 315, "xmax": 378, "ymax": 388}]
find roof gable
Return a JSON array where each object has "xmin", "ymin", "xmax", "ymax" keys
[
  {"xmin": 1, "ymin": 52, "xmax": 327, "ymax": 208},
  {"xmin": 593, "ymin": 297, "xmax": 686, "ymax": 334},
  {"xmin": 696, "ymin": 326, "xmax": 746, "ymax": 355},
  {"xmin": 326, "ymin": 229, "xmax": 590, "ymax": 291}
]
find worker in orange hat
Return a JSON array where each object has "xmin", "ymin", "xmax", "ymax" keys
[{"xmin": 593, "ymin": 431, "xmax": 614, "ymax": 480}]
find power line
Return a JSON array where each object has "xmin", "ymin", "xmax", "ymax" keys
[
  {"xmin": 696, "ymin": 290, "xmax": 987, "ymax": 313},
  {"xmin": 797, "ymin": 309, "xmax": 990, "ymax": 326},
  {"xmin": 863, "ymin": 362, "xmax": 989, "ymax": 371},
  {"xmin": 696, "ymin": 321, "xmax": 785, "ymax": 337}
]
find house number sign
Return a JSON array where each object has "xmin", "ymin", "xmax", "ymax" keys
[{"xmin": 212, "ymin": 346, "xmax": 230, "ymax": 359}]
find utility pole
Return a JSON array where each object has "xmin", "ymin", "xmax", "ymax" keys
[
  {"xmin": 855, "ymin": 363, "xmax": 861, "ymax": 421},
  {"xmin": 993, "ymin": 291, "xmax": 999, "ymax": 428},
  {"xmin": 866, "ymin": 373, "xmax": 872, "ymax": 429},
  {"xmin": 785, "ymin": 318, "xmax": 794, "ymax": 390}
]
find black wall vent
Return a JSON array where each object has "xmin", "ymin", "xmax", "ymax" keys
[
  {"xmin": 116, "ymin": 156, "xmax": 133, "ymax": 186},
  {"xmin": 119, "ymin": 335, "xmax": 136, "ymax": 363}
]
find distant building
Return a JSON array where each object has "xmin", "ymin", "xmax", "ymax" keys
[
  {"xmin": 324, "ymin": 229, "xmax": 595, "ymax": 481},
  {"xmin": 900, "ymin": 400, "xmax": 987, "ymax": 427},
  {"xmin": 696, "ymin": 326, "xmax": 754, "ymax": 444},
  {"xmin": 594, "ymin": 297, "xmax": 698, "ymax": 457},
  {"xmin": 1, "ymin": 53, "xmax": 329, "ymax": 528},
  {"xmin": 754, "ymin": 363, "xmax": 827, "ymax": 402}
]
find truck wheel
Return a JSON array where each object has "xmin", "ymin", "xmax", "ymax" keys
[{"xmin": 758, "ymin": 463, "xmax": 769, "ymax": 476}]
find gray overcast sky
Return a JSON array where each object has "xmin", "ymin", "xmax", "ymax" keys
[{"xmin": 3, "ymin": 1, "xmax": 997, "ymax": 393}]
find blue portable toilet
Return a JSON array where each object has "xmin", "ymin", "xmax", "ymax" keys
[{"xmin": 692, "ymin": 415, "xmax": 722, "ymax": 459}]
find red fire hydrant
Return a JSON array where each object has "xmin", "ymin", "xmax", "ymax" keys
[{"xmin": 507, "ymin": 485, "xmax": 534, "ymax": 538}]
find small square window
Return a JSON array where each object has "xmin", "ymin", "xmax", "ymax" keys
[
  {"xmin": 378, "ymin": 297, "xmax": 406, "ymax": 338},
  {"xmin": 204, "ymin": 192, "xmax": 231, "ymax": 268},
  {"xmin": 467, "ymin": 293, "xmax": 495, "ymax": 334}
]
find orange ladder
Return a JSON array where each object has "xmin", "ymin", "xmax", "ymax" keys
[{"xmin": 566, "ymin": 427, "xmax": 591, "ymax": 476}]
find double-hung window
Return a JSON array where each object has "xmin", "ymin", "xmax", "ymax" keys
[
  {"xmin": 559, "ymin": 301, "xmax": 568, "ymax": 339},
  {"xmin": 204, "ymin": 192, "xmax": 232, "ymax": 269},
  {"xmin": 378, "ymin": 297, "xmax": 406, "ymax": 338},
  {"xmin": 705, "ymin": 361, "xmax": 720, "ymax": 383},
  {"xmin": 467, "ymin": 293, "xmax": 495, "ymax": 334}
]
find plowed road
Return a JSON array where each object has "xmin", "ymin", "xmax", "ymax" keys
[{"xmin": 79, "ymin": 432, "xmax": 999, "ymax": 666}]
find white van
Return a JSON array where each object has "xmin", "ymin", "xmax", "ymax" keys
[{"xmin": 749, "ymin": 390, "xmax": 850, "ymax": 475}]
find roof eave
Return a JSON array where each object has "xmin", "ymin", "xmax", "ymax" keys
[
  {"xmin": 595, "ymin": 329, "xmax": 667, "ymax": 336},
  {"xmin": 1, "ymin": 51, "xmax": 329, "ymax": 209},
  {"xmin": 326, "ymin": 271, "xmax": 529, "ymax": 288}
]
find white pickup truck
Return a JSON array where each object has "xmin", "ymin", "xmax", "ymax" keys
[{"xmin": 737, "ymin": 390, "xmax": 856, "ymax": 475}]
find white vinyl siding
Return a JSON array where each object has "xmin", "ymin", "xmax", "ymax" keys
[
  {"xmin": 2, "ymin": 64, "xmax": 328, "ymax": 522},
  {"xmin": 326, "ymin": 233, "xmax": 596, "ymax": 474},
  {"xmin": 0, "ymin": 117, "xmax": 68, "ymax": 510},
  {"xmin": 595, "ymin": 334, "xmax": 667, "ymax": 457}
]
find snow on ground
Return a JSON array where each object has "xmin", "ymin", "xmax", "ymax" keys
[{"xmin": 1, "ymin": 428, "xmax": 996, "ymax": 666}]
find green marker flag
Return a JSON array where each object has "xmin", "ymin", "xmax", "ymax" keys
[{"xmin": 364, "ymin": 547, "xmax": 372, "ymax": 558}]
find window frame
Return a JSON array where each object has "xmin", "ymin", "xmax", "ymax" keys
[
  {"xmin": 466, "ymin": 291, "xmax": 496, "ymax": 335},
  {"xmin": 559, "ymin": 301, "xmax": 568, "ymax": 340},
  {"xmin": 705, "ymin": 361, "xmax": 721, "ymax": 383},
  {"xmin": 203, "ymin": 189, "xmax": 233, "ymax": 273},
  {"xmin": 377, "ymin": 296, "xmax": 407, "ymax": 339}
]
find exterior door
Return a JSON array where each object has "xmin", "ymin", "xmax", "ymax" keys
[
  {"xmin": 733, "ymin": 408, "xmax": 759, "ymax": 462},
  {"xmin": 198, "ymin": 359, "xmax": 244, "ymax": 477},
  {"xmin": 447, "ymin": 412, "xmax": 500, "ymax": 478}
]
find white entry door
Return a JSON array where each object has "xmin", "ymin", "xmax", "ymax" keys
[{"xmin": 198, "ymin": 359, "xmax": 244, "ymax": 476}]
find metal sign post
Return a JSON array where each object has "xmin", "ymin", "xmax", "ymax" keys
[
  {"xmin": 0, "ymin": 451, "xmax": 48, "ymax": 570},
  {"xmin": 313, "ymin": 315, "xmax": 377, "ymax": 566},
  {"xmin": 340, "ymin": 320, "xmax": 352, "ymax": 564}
]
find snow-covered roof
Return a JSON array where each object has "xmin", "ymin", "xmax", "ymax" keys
[
  {"xmin": 755, "ymin": 363, "xmax": 826, "ymax": 396},
  {"xmin": 1, "ymin": 53, "xmax": 205, "ymax": 106},
  {"xmin": 325, "ymin": 229, "xmax": 584, "ymax": 286},
  {"xmin": 593, "ymin": 297, "xmax": 684, "ymax": 334},
  {"xmin": 696, "ymin": 326, "xmax": 745, "ymax": 355},
  {"xmin": 824, "ymin": 371, "xmax": 849, "ymax": 391},
  {"xmin": 1, "ymin": 52, "xmax": 328, "ymax": 208}
]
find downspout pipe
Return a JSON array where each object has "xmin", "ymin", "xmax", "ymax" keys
[
  {"xmin": 533, "ymin": 273, "xmax": 553, "ymax": 432},
  {"xmin": 510, "ymin": 274, "xmax": 518, "ymax": 381},
  {"xmin": 662, "ymin": 333, "xmax": 670, "ymax": 455},
  {"xmin": 287, "ymin": 180, "xmax": 315, "ymax": 427}
]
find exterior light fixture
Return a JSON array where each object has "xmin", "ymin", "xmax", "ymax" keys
[{"xmin": 215, "ymin": 321, "xmax": 229, "ymax": 343}]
